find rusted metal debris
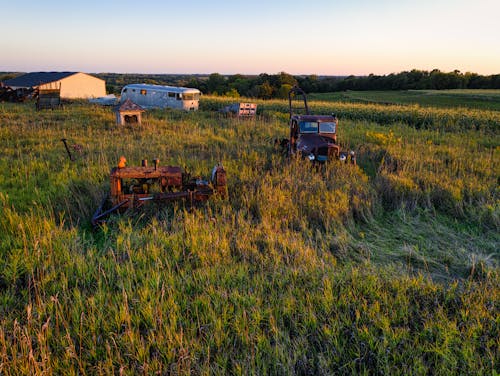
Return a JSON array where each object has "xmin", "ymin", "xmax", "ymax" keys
[
  {"xmin": 277, "ymin": 86, "xmax": 356, "ymax": 165},
  {"xmin": 0, "ymin": 86, "xmax": 35, "ymax": 103},
  {"xmin": 61, "ymin": 138, "xmax": 74, "ymax": 161},
  {"xmin": 60, "ymin": 139, "xmax": 84, "ymax": 161},
  {"xmin": 92, "ymin": 157, "xmax": 227, "ymax": 226}
]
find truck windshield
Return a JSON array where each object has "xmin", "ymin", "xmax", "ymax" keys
[
  {"xmin": 319, "ymin": 122, "xmax": 336, "ymax": 133},
  {"xmin": 299, "ymin": 121, "xmax": 319, "ymax": 133}
]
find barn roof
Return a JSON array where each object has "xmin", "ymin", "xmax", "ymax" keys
[{"xmin": 3, "ymin": 72, "xmax": 80, "ymax": 88}]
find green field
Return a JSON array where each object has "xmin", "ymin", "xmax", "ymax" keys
[
  {"xmin": 0, "ymin": 94, "xmax": 499, "ymax": 374},
  {"xmin": 309, "ymin": 89, "xmax": 500, "ymax": 111}
]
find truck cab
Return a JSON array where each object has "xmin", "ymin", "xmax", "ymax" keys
[
  {"xmin": 289, "ymin": 114, "xmax": 341, "ymax": 162},
  {"xmin": 287, "ymin": 86, "xmax": 354, "ymax": 164}
]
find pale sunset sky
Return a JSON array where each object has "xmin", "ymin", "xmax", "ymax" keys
[{"xmin": 1, "ymin": 0, "xmax": 499, "ymax": 75}]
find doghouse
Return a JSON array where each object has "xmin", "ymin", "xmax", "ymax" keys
[{"xmin": 114, "ymin": 99, "xmax": 145, "ymax": 125}]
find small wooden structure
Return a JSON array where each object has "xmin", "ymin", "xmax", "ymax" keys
[
  {"xmin": 36, "ymin": 88, "xmax": 61, "ymax": 110},
  {"xmin": 114, "ymin": 99, "xmax": 145, "ymax": 125},
  {"xmin": 221, "ymin": 102, "xmax": 257, "ymax": 117}
]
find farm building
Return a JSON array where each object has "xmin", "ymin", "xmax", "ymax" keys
[{"xmin": 2, "ymin": 72, "xmax": 106, "ymax": 99}]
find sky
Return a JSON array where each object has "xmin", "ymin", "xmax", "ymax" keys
[{"xmin": 1, "ymin": 0, "xmax": 499, "ymax": 76}]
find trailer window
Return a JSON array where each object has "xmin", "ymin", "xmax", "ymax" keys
[
  {"xmin": 168, "ymin": 92, "xmax": 176, "ymax": 98},
  {"xmin": 140, "ymin": 89, "xmax": 147, "ymax": 95},
  {"xmin": 123, "ymin": 88, "xmax": 127, "ymax": 93}
]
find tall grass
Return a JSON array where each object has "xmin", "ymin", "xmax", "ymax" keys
[
  {"xmin": 202, "ymin": 95, "xmax": 500, "ymax": 132},
  {"xmin": 309, "ymin": 89, "xmax": 500, "ymax": 111},
  {"xmin": 0, "ymin": 99, "xmax": 498, "ymax": 374}
]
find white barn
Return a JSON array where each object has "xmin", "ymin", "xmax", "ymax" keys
[{"xmin": 2, "ymin": 72, "xmax": 106, "ymax": 99}]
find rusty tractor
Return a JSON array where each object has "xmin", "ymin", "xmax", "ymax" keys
[{"xmin": 92, "ymin": 157, "xmax": 227, "ymax": 225}]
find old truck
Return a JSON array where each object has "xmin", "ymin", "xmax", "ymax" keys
[{"xmin": 282, "ymin": 86, "xmax": 356, "ymax": 164}]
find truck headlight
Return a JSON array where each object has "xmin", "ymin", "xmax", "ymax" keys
[{"xmin": 308, "ymin": 154, "xmax": 315, "ymax": 161}]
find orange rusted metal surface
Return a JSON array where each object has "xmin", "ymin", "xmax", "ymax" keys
[{"xmin": 92, "ymin": 157, "xmax": 227, "ymax": 225}]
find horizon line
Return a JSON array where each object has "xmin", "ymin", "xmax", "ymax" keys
[{"xmin": 2, "ymin": 69, "xmax": 499, "ymax": 77}]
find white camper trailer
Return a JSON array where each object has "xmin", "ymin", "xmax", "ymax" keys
[{"xmin": 120, "ymin": 84, "xmax": 200, "ymax": 111}]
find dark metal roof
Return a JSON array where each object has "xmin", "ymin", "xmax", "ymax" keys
[
  {"xmin": 2, "ymin": 72, "xmax": 78, "ymax": 88},
  {"xmin": 293, "ymin": 114, "xmax": 336, "ymax": 122}
]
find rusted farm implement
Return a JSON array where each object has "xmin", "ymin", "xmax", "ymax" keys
[{"xmin": 92, "ymin": 157, "xmax": 227, "ymax": 225}]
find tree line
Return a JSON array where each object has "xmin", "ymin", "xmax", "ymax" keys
[
  {"xmin": 110, "ymin": 70, "xmax": 498, "ymax": 98},
  {"xmin": 4, "ymin": 70, "xmax": 496, "ymax": 99},
  {"xmin": 187, "ymin": 70, "xmax": 500, "ymax": 98},
  {"xmin": 328, "ymin": 69, "xmax": 500, "ymax": 91}
]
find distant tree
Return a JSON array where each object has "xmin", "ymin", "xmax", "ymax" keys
[
  {"xmin": 247, "ymin": 84, "xmax": 260, "ymax": 98},
  {"xmin": 407, "ymin": 69, "xmax": 425, "ymax": 89},
  {"xmin": 428, "ymin": 69, "xmax": 459, "ymax": 89},
  {"xmin": 257, "ymin": 81, "xmax": 273, "ymax": 99},
  {"xmin": 186, "ymin": 77, "xmax": 207, "ymax": 93},
  {"xmin": 227, "ymin": 74, "xmax": 246, "ymax": 83},
  {"xmin": 298, "ymin": 75, "xmax": 319, "ymax": 92},
  {"xmin": 490, "ymin": 75, "xmax": 500, "ymax": 89},
  {"xmin": 465, "ymin": 72, "xmax": 483, "ymax": 89},
  {"xmin": 106, "ymin": 84, "xmax": 119, "ymax": 94},
  {"xmin": 277, "ymin": 84, "xmax": 293, "ymax": 99},
  {"xmin": 392, "ymin": 73, "xmax": 409, "ymax": 90},
  {"xmin": 206, "ymin": 73, "xmax": 227, "ymax": 95},
  {"xmin": 277, "ymin": 72, "xmax": 297, "ymax": 87},
  {"xmin": 225, "ymin": 88, "xmax": 240, "ymax": 98},
  {"xmin": 229, "ymin": 75, "xmax": 252, "ymax": 97}
]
